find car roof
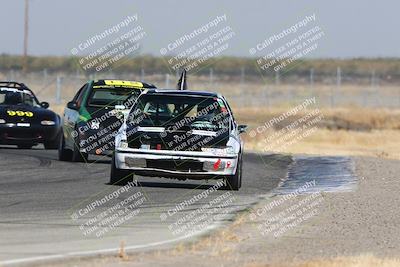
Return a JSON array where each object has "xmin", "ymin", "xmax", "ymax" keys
[
  {"xmin": 92, "ymin": 79, "xmax": 156, "ymax": 89},
  {"xmin": 144, "ymin": 89, "xmax": 220, "ymax": 98}
]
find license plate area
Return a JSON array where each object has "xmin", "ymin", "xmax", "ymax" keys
[{"xmin": 146, "ymin": 159, "xmax": 204, "ymax": 172}]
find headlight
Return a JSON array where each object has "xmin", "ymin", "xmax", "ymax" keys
[
  {"xmin": 41, "ymin": 120, "xmax": 56, "ymax": 126},
  {"xmin": 116, "ymin": 135, "xmax": 129, "ymax": 149},
  {"xmin": 115, "ymin": 124, "xmax": 128, "ymax": 149},
  {"xmin": 0, "ymin": 119, "xmax": 5, "ymax": 124},
  {"xmin": 201, "ymin": 146, "xmax": 235, "ymax": 155},
  {"xmin": 119, "ymin": 139, "xmax": 129, "ymax": 149},
  {"xmin": 224, "ymin": 146, "xmax": 235, "ymax": 154}
]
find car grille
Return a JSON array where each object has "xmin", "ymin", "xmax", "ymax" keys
[
  {"xmin": 146, "ymin": 159, "xmax": 204, "ymax": 172},
  {"xmin": 4, "ymin": 131, "xmax": 41, "ymax": 139}
]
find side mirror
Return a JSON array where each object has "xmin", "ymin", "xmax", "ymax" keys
[
  {"xmin": 67, "ymin": 101, "xmax": 78, "ymax": 110},
  {"xmin": 40, "ymin": 102, "xmax": 50, "ymax": 109},
  {"xmin": 238, "ymin": 124, "xmax": 248, "ymax": 134}
]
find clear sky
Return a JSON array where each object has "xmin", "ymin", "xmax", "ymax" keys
[{"xmin": 0, "ymin": 0, "xmax": 397, "ymax": 58}]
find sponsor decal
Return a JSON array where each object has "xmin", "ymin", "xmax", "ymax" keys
[{"xmin": 7, "ymin": 110, "xmax": 34, "ymax": 117}]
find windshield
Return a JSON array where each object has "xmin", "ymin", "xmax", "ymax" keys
[
  {"xmin": 0, "ymin": 88, "xmax": 39, "ymax": 107},
  {"xmin": 129, "ymin": 95, "xmax": 231, "ymax": 131},
  {"xmin": 87, "ymin": 87, "xmax": 142, "ymax": 108}
]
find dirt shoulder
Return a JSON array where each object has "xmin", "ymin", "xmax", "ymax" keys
[{"xmin": 37, "ymin": 156, "xmax": 400, "ymax": 267}]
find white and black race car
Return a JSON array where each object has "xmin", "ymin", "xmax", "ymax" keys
[
  {"xmin": 0, "ymin": 81, "xmax": 61, "ymax": 149},
  {"xmin": 111, "ymin": 89, "xmax": 247, "ymax": 190}
]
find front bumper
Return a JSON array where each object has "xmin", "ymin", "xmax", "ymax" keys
[
  {"xmin": 115, "ymin": 148, "xmax": 238, "ymax": 179},
  {"xmin": 0, "ymin": 124, "xmax": 59, "ymax": 145}
]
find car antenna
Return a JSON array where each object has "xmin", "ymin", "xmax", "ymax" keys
[{"xmin": 176, "ymin": 69, "xmax": 188, "ymax": 90}]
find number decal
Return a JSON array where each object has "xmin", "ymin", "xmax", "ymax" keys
[
  {"xmin": 7, "ymin": 111, "xmax": 34, "ymax": 117},
  {"xmin": 104, "ymin": 80, "xmax": 143, "ymax": 88}
]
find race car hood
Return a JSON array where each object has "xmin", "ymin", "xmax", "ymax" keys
[
  {"xmin": 126, "ymin": 125, "xmax": 230, "ymax": 151},
  {"xmin": 0, "ymin": 104, "xmax": 58, "ymax": 123}
]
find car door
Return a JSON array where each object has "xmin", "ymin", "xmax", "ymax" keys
[{"xmin": 63, "ymin": 83, "xmax": 88, "ymax": 148}]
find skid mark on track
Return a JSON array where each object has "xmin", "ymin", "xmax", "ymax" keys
[
  {"xmin": 275, "ymin": 156, "xmax": 357, "ymax": 194},
  {"xmin": 0, "ymin": 149, "xmax": 52, "ymax": 168}
]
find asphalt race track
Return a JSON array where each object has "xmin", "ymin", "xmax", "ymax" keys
[{"xmin": 0, "ymin": 147, "xmax": 293, "ymax": 265}]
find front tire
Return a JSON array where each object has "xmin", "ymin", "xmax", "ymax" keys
[
  {"xmin": 110, "ymin": 154, "xmax": 132, "ymax": 185},
  {"xmin": 58, "ymin": 132, "xmax": 72, "ymax": 161},
  {"xmin": 44, "ymin": 131, "xmax": 61, "ymax": 150},
  {"xmin": 71, "ymin": 137, "xmax": 88, "ymax": 162},
  {"xmin": 225, "ymin": 152, "xmax": 242, "ymax": 191}
]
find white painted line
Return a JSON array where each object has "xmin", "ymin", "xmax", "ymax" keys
[{"xmin": 0, "ymin": 225, "xmax": 219, "ymax": 266}]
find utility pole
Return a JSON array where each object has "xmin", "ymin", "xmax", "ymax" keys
[{"xmin": 23, "ymin": 0, "xmax": 29, "ymax": 73}]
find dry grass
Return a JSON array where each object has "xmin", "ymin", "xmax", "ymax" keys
[
  {"xmin": 166, "ymin": 215, "xmax": 246, "ymax": 259},
  {"xmin": 51, "ymin": 104, "xmax": 65, "ymax": 115},
  {"xmin": 169, "ymin": 230, "xmax": 240, "ymax": 258},
  {"xmin": 244, "ymin": 129, "xmax": 400, "ymax": 160},
  {"xmin": 238, "ymin": 106, "xmax": 400, "ymax": 160},
  {"xmin": 235, "ymin": 107, "xmax": 400, "ymax": 130},
  {"xmin": 118, "ymin": 241, "xmax": 129, "ymax": 261},
  {"xmin": 245, "ymin": 255, "xmax": 400, "ymax": 267}
]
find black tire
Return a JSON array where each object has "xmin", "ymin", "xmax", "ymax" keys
[
  {"xmin": 58, "ymin": 132, "xmax": 72, "ymax": 161},
  {"xmin": 44, "ymin": 131, "xmax": 61, "ymax": 150},
  {"xmin": 110, "ymin": 154, "xmax": 132, "ymax": 185},
  {"xmin": 225, "ymin": 152, "xmax": 243, "ymax": 191},
  {"xmin": 17, "ymin": 144, "xmax": 33, "ymax": 149},
  {"xmin": 71, "ymin": 137, "xmax": 88, "ymax": 162}
]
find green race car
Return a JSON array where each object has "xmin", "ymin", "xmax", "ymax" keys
[{"xmin": 58, "ymin": 79, "xmax": 156, "ymax": 162}]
